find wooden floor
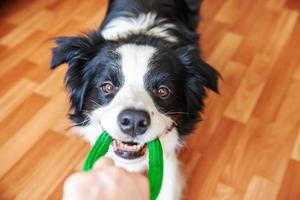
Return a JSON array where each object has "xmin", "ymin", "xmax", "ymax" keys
[{"xmin": 0, "ymin": 0, "xmax": 300, "ymax": 199}]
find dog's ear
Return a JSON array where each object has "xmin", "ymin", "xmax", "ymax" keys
[
  {"xmin": 50, "ymin": 31, "xmax": 105, "ymax": 112},
  {"xmin": 176, "ymin": 45, "xmax": 220, "ymax": 113},
  {"xmin": 176, "ymin": 45, "xmax": 219, "ymax": 92},
  {"xmin": 51, "ymin": 31, "xmax": 105, "ymax": 69},
  {"xmin": 50, "ymin": 36, "xmax": 80, "ymax": 69}
]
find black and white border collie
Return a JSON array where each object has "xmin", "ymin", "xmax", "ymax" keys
[{"xmin": 51, "ymin": 0, "xmax": 219, "ymax": 199}]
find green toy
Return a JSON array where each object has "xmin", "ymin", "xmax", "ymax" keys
[{"xmin": 82, "ymin": 131, "xmax": 164, "ymax": 200}]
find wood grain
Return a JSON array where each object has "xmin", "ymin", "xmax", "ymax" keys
[{"xmin": 0, "ymin": 0, "xmax": 299, "ymax": 199}]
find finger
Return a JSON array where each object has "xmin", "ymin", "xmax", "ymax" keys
[
  {"xmin": 93, "ymin": 157, "xmax": 114, "ymax": 170},
  {"xmin": 63, "ymin": 172, "xmax": 105, "ymax": 200},
  {"xmin": 131, "ymin": 173, "xmax": 149, "ymax": 186},
  {"xmin": 93, "ymin": 166, "xmax": 126, "ymax": 185},
  {"xmin": 63, "ymin": 173, "xmax": 90, "ymax": 200},
  {"xmin": 130, "ymin": 174, "xmax": 150, "ymax": 198}
]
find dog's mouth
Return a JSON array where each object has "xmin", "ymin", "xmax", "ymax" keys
[{"xmin": 111, "ymin": 140, "xmax": 147, "ymax": 160}]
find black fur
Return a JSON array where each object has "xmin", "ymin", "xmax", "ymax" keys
[
  {"xmin": 102, "ymin": 0, "xmax": 202, "ymax": 31},
  {"xmin": 51, "ymin": 0, "xmax": 219, "ymax": 135}
]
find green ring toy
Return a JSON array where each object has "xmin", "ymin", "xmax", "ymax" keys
[{"xmin": 82, "ymin": 131, "xmax": 164, "ymax": 200}]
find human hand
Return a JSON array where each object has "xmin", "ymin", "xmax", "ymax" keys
[{"xmin": 63, "ymin": 158, "xmax": 149, "ymax": 200}]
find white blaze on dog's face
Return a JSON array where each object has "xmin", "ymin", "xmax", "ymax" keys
[{"xmin": 92, "ymin": 44, "xmax": 173, "ymax": 144}]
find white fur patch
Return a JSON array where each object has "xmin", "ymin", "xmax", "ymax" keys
[
  {"xmin": 93, "ymin": 44, "xmax": 174, "ymax": 145},
  {"xmin": 101, "ymin": 12, "xmax": 177, "ymax": 42}
]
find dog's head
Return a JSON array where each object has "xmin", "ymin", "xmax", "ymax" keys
[{"xmin": 51, "ymin": 31, "xmax": 219, "ymax": 160}]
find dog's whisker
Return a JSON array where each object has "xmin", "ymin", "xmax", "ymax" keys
[
  {"xmin": 88, "ymin": 98, "xmax": 102, "ymax": 107},
  {"xmin": 165, "ymin": 111, "xmax": 189, "ymax": 115}
]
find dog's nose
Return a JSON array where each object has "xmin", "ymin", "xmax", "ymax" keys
[{"xmin": 118, "ymin": 109, "xmax": 151, "ymax": 137}]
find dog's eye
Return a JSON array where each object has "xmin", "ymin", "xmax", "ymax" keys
[
  {"xmin": 157, "ymin": 86, "xmax": 170, "ymax": 99},
  {"xmin": 101, "ymin": 82, "xmax": 115, "ymax": 94}
]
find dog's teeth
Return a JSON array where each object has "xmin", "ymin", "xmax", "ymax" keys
[{"xmin": 112, "ymin": 140, "xmax": 145, "ymax": 152}]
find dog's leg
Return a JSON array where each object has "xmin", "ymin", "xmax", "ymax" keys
[{"xmin": 157, "ymin": 153, "xmax": 185, "ymax": 200}]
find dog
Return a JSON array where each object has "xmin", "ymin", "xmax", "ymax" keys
[{"xmin": 51, "ymin": 0, "xmax": 219, "ymax": 199}]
